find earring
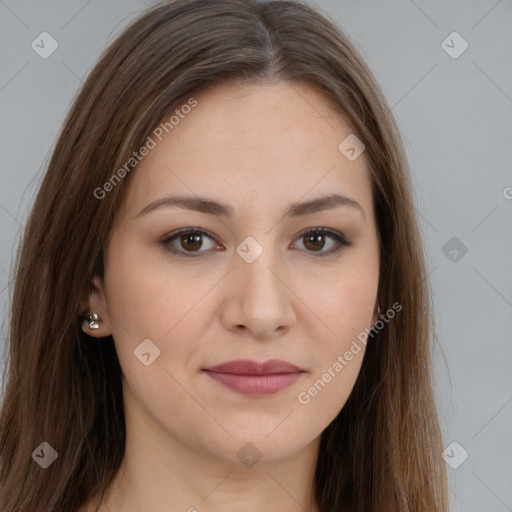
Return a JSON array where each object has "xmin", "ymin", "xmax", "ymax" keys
[
  {"xmin": 370, "ymin": 304, "xmax": 382, "ymax": 335},
  {"xmin": 87, "ymin": 313, "xmax": 102, "ymax": 330}
]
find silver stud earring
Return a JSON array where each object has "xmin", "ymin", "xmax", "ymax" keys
[{"xmin": 87, "ymin": 313, "xmax": 102, "ymax": 330}]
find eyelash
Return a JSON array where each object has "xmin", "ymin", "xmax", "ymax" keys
[{"xmin": 160, "ymin": 227, "xmax": 353, "ymax": 259}]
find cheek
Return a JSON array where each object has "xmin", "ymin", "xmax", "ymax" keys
[
  {"xmin": 295, "ymin": 279, "xmax": 372, "ymax": 421},
  {"xmin": 104, "ymin": 234, "xmax": 187, "ymax": 334},
  {"xmin": 324, "ymin": 283, "xmax": 375, "ymax": 349},
  {"xmin": 103, "ymin": 243, "xmax": 214, "ymax": 381},
  {"xmin": 303, "ymin": 267, "xmax": 378, "ymax": 347},
  {"xmin": 294, "ymin": 263, "xmax": 377, "ymax": 413}
]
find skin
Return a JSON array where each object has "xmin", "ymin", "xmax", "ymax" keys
[{"xmin": 80, "ymin": 79, "xmax": 380, "ymax": 512}]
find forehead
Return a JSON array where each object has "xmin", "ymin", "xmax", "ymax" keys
[{"xmin": 118, "ymin": 79, "xmax": 372, "ymax": 221}]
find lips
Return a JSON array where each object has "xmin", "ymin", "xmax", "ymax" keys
[
  {"xmin": 203, "ymin": 358, "xmax": 304, "ymax": 375},
  {"xmin": 202, "ymin": 359, "xmax": 305, "ymax": 396}
]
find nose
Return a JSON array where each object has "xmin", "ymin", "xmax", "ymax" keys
[{"xmin": 219, "ymin": 246, "xmax": 297, "ymax": 340}]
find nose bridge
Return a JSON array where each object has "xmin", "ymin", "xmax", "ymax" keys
[
  {"xmin": 236, "ymin": 233, "xmax": 285, "ymax": 300},
  {"xmin": 225, "ymin": 232, "xmax": 296, "ymax": 334}
]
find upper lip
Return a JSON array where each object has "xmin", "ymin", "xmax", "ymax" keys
[{"xmin": 203, "ymin": 359, "xmax": 304, "ymax": 375}]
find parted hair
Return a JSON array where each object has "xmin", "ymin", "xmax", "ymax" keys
[{"xmin": 0, "ymin": 1, "xmax": 448, "ymax": 510}]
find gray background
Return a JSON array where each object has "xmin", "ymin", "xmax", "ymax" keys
[{"xmin": 1, "ymin": 1, "xmax": 511, "ymax": 510}]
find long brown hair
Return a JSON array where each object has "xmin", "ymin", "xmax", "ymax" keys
[{"xmin": 0, "ymin": 1, "xmax": 448, "ymax": 510}]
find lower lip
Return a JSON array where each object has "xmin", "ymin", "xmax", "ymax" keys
[{"xmin": 203, "ymin": 371, "xmax": 303, "ymax": 395}]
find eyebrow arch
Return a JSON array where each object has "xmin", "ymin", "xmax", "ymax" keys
[{"xmin": 136, "ymin": 193, "xmax": 365, "ymax": 221}]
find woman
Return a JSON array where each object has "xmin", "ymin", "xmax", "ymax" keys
[{"xmin": 0, "ymin": 0, "xmax": 449, "ymax": 510}]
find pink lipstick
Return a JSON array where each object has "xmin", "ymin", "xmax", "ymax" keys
[{"xmin": 202, "ymin": 359, "xmax": 305, "ymax": 396}]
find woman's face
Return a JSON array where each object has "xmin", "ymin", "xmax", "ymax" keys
[{"xmin": 87, "ymin": 80, "xmax": 380, "ymax": 467}]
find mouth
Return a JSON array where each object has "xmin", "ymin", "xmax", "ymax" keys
[{"xmin": 202, "ymin": 358, "xmax": 305, "ymax": 396}]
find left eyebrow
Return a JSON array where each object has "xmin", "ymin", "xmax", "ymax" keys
[{"xmin": 135, "ymin": 193, "xmax": 365, "ymax": 222}]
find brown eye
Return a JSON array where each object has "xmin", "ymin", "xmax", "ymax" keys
[
  {"xmin": 161, "ymin": 228, "xmax": 220, "ymax": 258},
  {"xmin": 179, "ymin": 232, "xmax": 203, "ymax": 252},
  {"xmin": 294, "ymin": 228, "xmax": 352, "ymax": 257},
  {"xmin": 303, "ymin": 232, "xmax": 327, "ymax": 252}
]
